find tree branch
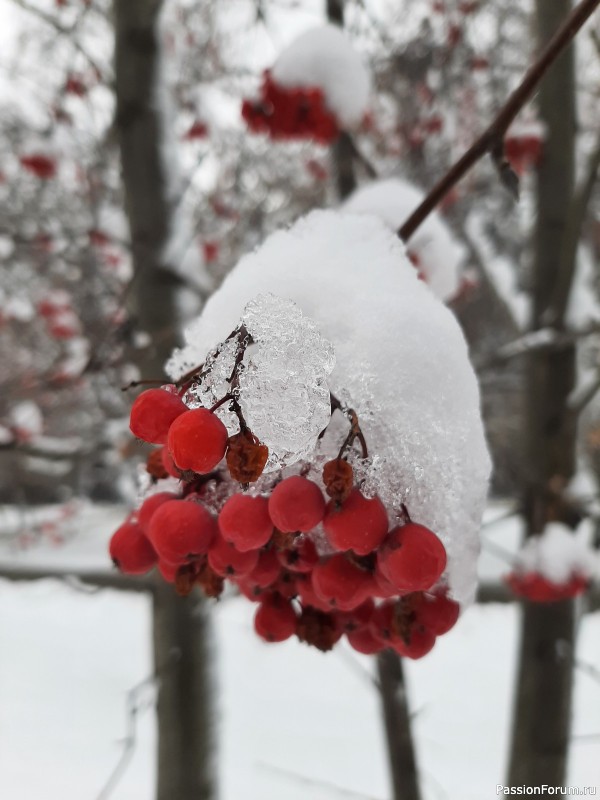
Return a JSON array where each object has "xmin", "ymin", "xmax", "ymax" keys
[{"xmin": 398, "ymin": 0, "xmax": 600, "ymax": 242}]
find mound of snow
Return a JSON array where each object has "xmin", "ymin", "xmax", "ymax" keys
[
  {"xmin": 272, "ymin": 24, "xmax": 370, "ymax": 129},
  {"xmin": 514, "ymin": 523, "xmax": 599, "ymax": 584},
  {"xmin": 343, "ymin": 178, "xmax": 463, "ymax": 302},
  {"xmin": 168, "ymin": 210, "xmax": 490, "ymax": 604}
]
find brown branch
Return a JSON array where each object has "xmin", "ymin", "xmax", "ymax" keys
[{"xmin": 398, "ymin": 0, "xmax": 600, "ymax": 242}]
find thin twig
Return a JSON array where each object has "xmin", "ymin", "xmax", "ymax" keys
[
  {"xmin": 257, "ymin": 762, "xmax": 383, "ymax": 800},
  {"xmin": 95, "ymin": 650, "xmax": 180, "ymax": 800},
  {"xmin": 398, "ymin": 0, "xmax": 600, "ymax": 242}
]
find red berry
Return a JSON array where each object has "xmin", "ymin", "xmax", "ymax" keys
[
  {"xmin": 276, "ymin": 536, "xmax": 319, "ymax": 573},
  {"xmin": 506, "ymin": 571, "xmax": 588, "ymax": 603},
  {"xmin": 378, "ymin": 524, "xmax": 447, "ymax": 593},
  {"xmin": 268, "ymin": 476, "xmax": 325, "ymax": 533},
  {"xmin": 208, "ymin": 534, "xmax": 259, "ymax": 577},
  {"xmin": 20, "ymin": 154, "xmax": 57, "ymax": 179},
  {"xmin": 137, "ymin": 492, "xmax": 178, "ymax": 531},
  {"xmin": 158, "ymin": 559, "xmax": 178, "ymax": 583},
  {"xmin": 296, "ymin": 575, "xmax": 332, "ymax": 612},
  {"xmin": 161, "ymin": 446, "xmax": 181, "ymax": 478},
  {"xmin": 323, "ymin": 488, "xmax": 388, "ymax": 556},
  {"xmin": 218, "ymin": 494, "xmax": 273, "ymax": 552},
  {"xmin": 129, "ymin": 388, "xmax": 187, "ymax": 445},
  {"xmin": 369, "ymin": 601, "xmax": 398, "ymax": 644},
  {"xmin": 237, "ymin": 578, "xmax": 266, "ymax": 602},
  {"xmin": 337, "ymin": 598, "xmax": 375, "ymax": 633},
  {"xmin": 148, "ymin": 499, "xmax": 217, "ymax": 564},
  {"xmin": 312, "ymin": 554, "xmax": 372, "ymax": 611},
  {"xmin": 413, "ymin": 591, "xmax": 460, "ymax": 635},
  {"xmin": 347, "ymin": 627, "xmax": 384, "ymax": 655},
  {"xmin": 392, "ymin": 626, "xmax": 436, "ymax": 660},
  {"xmin": 254, "ymin": 593, "xmax": 297, "ymax": 642},
  {"xmin": 248, "ymin": 548, "xmax": 281, "ymax": 588},
  {"xmin": 110, "ymin": 521, "xmax": 157, "ymax": 575},
  {"xmin": 168, "ymin": 408, "xmax": 228, "ymax": 473}
]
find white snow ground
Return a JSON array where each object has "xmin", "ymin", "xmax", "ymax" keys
[{"xmin": 0, "ymin": 503, "xmax": 598, "ymax": 800}]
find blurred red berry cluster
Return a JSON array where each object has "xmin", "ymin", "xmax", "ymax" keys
[{"xmin": 242, "ymin": 71, "xmax": 339, "ymax": 144}]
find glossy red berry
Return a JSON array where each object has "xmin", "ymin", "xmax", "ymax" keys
[
  {"xmin": 378, "ymin": 523, "xmax": 447, "ymax": 593},
  {"xmin": 168, "ymin": 408, "xmax": 228, "ymax": 473},
  {"xmin": 392, "ymin": 626, "xmax": 436, "ymax": 660},
  {"xmin": 248, "ymin": 548, "xmax": 281, "ymax": 588},
  {"xmin": 148, "ymin": 499, "xmax": 217, "ymax": 564},
  {"xmin": 254, "ymin": 593, "xmax": 297, "ymax": 642},
  {"xmin": 413, "ymin": 591, "xmax": 460, "ymax": 635},
  {"xmin": 157, "ymin": 559, "xmax": 178, "ymax": 583},
  {"xmin": 218, "ymin": 494, "xmax": 273, "ymax": 552},
  {"xmin": 110, "ymin": 520, "xmax": 157, "ymax": 575},
  {"xmin": 208, "ymin": 534, "xmax": 259, "ymax": 577},
  {"xmin": 129, "ymin": 388, "xmax": 187, "ymax": 445},
  {"xmin": 161, "ymin": 446, "xmax": 181, "ymax": 478},
  {"xmin": 312, "ymin": 554, "xmax": 372, "ymax": 611},
  {"xmin": 347, "ymin": 627, "xmax": 384, "ymax": 655},
  {"xmin": 137, "ymin": 492, "xmax": 179, "ymax": 531},
  {"xmin": 337, "ymin": 598, "xmax": 375, "ymax": 633},
  {"xmin": 368, "ymin": 601, "xmax": 398, "ymax": 644},
  {"xmin": 268, "ymin": 476, "xmax": 325, "ymax": 532},
  {"xmin": 323, "ymin": 488, "xmax": 388, "ymax": 556}
]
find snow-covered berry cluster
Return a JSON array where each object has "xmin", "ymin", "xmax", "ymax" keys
[
  {"xmin": 109, "ymin": 210, "xmax": 491, "ymax": 659},
  {"xmin": 505, "ymin": 523, "xmax": 597, "ymax": 603},
  {"xmin": 242, "ymin": 71, "xmax": 339, "ymax": 144},
  {"xmin": 111, "ymin": 377, "xmax": 456, "ymax": 658},
  {"xmin": 242, "ymin": 25, "xmax": 370, "ymax": 144}
]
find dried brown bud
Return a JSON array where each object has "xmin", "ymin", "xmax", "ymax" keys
[
  {"xmin": 271, "ymin": 528, "xmax": 299, "ymax": 551},
  {"xmin": 322, "ymin": 458, "xmax": 354, "ymax": 504},
  {"xmin": 197, "ymin": 561, "xmax": 225, "ymax": 599},
  {"xmin": 226, "ymin": 430, "xmax": 268, "ymax": 483},
  {"xmin": 174, "ymin": 563, "xmax": 199, "ymax": 597},
  {"xmin": 146, "ymin": 448, "xmax": 168, "ymax": 481},
  {"xmin": 296, "ymin": 607, "xmax": 341, "ymax": 652}
]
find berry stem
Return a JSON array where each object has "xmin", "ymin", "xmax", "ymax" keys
[
  {"xmin": 331, "ymin": 394, "xmax": 369, "ymax": 460},
  {"xmin": 209, "ymin": 394, "xmax": 233, "ymax": 413}
]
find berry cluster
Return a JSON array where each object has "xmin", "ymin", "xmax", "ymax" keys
[
  {"xmin": 504, "ymin": 127, "xmax": 543, "ymax": 176},
  {"xmin": 242, "ymin": 71, "xmax": 339, "ymax": 144},
  {"xmin": 110, "ymin": 359, "xmax": 459, "ymax": 659},
  {"xmin": 506, "ymin": 571, "xmax": 588, "ymax": 603}
]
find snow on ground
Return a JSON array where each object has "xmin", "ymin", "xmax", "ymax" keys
[{"xmin": 0, "ymin": 504, "xmax": 599, "ymax": 799}]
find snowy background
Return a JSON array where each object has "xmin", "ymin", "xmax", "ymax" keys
[{"xmin": 1, "ymin": 503, "xmax": 599, "ymax": 800}]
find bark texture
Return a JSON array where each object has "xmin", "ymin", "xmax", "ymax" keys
[
  {"xmin": 508, "ymin": 0, "xmax": 578, "ymax": 786},
  {"xmin": 114, "ymin": 2, "xmax": 215, "ymax": 797}
]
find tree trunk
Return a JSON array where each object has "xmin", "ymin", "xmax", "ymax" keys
[
  {"xmin": 153, "ymin": 584, "xmax": 215, "ymax": 800},
  {"xmin": 507, "ymin": 0, "xmax": 577, "ymax": 786},
  {"xmin": 114, "ymin": 2, "xmax": 215, "ymax": 798},
  {"xmin": 377, "ymin": 651, "xmax": 422, "ymax": 800}
]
